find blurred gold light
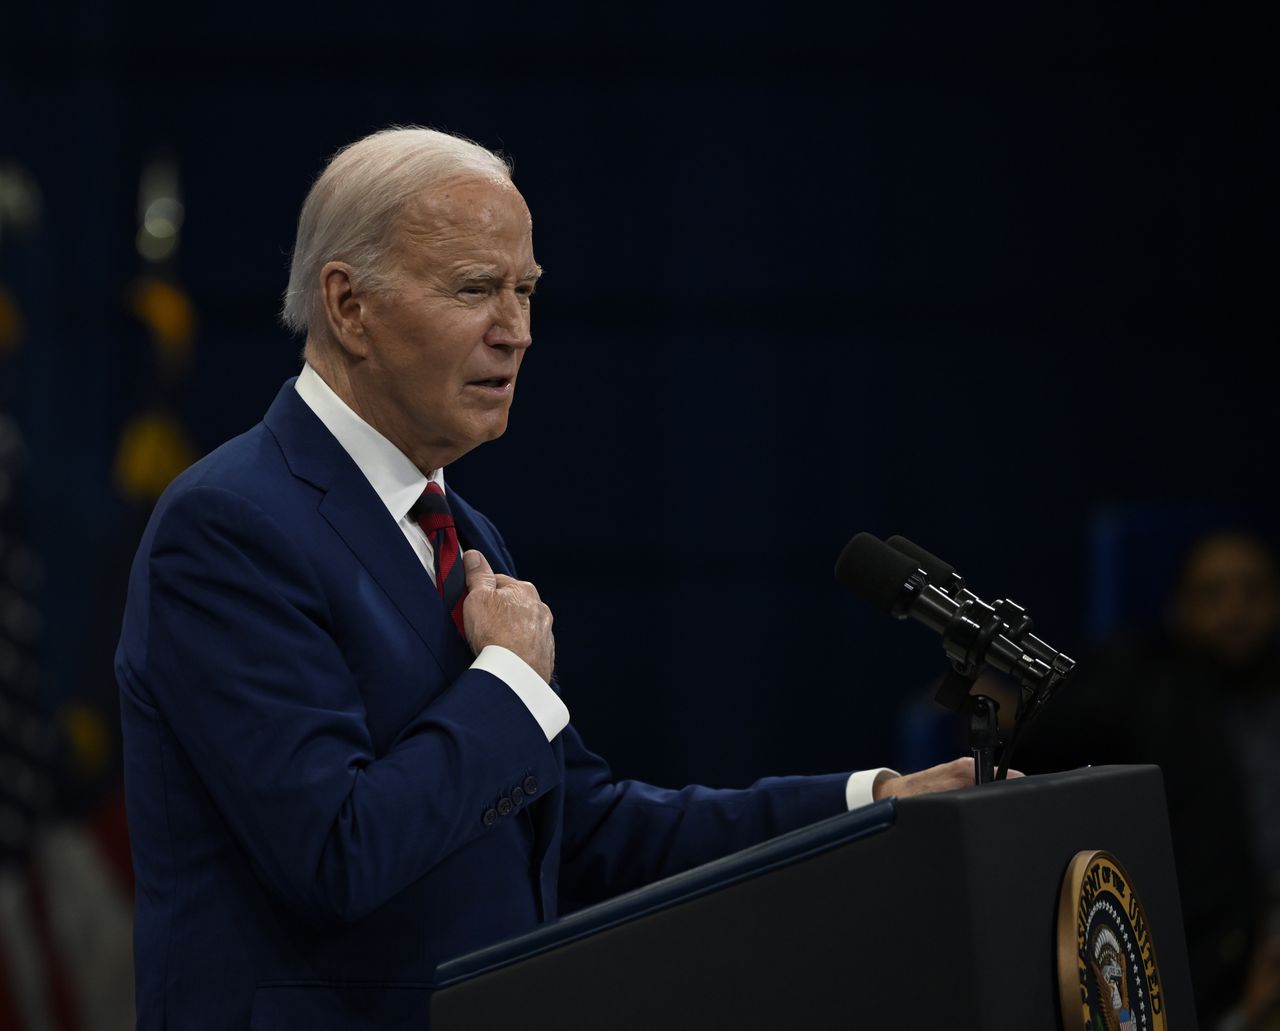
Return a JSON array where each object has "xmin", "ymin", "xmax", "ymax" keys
[
  {"xmin": 113, "ymin": 410, "xmax": 199, "ymax": 502},
  {"xmin": 129, "ymin": 277, "xmax": 195, "ymax": 357},
  {"xmin": 61, "ymin": 703, "xmax": 111, "ymax": 779}
]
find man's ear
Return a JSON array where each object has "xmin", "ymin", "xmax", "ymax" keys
[{"xmin": 319, "ymin": 261, "xmax": 371, "ymax": 359}]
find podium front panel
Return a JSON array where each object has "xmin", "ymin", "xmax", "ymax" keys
[{"xmin": 430, "ymin": 765, "xmax": 1195, "ymax": 1030}]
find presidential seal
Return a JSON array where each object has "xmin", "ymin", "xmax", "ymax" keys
[{"xmin": 1057, "ymin": 850, "xmax": 1166, "ymax": 1031}]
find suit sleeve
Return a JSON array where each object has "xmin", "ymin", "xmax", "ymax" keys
[
  {"xmin": 123, "ymin": 484, "xmax": 562, "ymax": 924},
  {"xmin": 555, "ymin": 725, "xmax": 849, "ymax": 910},
  {"xmin": 463, "ymin": 505, "xmax": 851, "ymax": 909}
]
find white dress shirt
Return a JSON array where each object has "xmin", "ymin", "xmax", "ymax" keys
[{"xmin": 293, "ymin": 363, "xmax": 894, "ymax": 808}]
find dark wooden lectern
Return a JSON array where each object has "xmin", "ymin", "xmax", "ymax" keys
[{"xmin": 430, "ymin": 765, "xmax": 1195, "ymax": 1029}]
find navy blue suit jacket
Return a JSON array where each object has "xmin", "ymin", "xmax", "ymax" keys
[{"xmin": 116, "ymin": 379, "xmax": 848, "ymax": 1029}]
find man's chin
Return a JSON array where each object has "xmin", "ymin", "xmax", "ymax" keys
[
  {"xmin": 458, "ymin": 413, "xmax": 512, "ymax": 452},
  {"xmin": 481, "ymin": 408, "xmax": 511, "ymax": 439}
]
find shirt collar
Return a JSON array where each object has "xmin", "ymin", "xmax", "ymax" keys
[{"xmin": 294, "ymin": 362, "xmax": 443, "ymax": 524}]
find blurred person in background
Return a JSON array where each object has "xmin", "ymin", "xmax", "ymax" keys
[{"xmin": 1022, "ymin": 530, "xmax": 1280, "ymax": 1029}]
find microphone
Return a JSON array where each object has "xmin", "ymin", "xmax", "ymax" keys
[
  {"xmin": 835, "ymin": 532, "xmax": 1075, "ymax": 782},
  {"xmin": 834, "ymin": 533, "xmax": 1059, "ymax": 689},
  {"xmin": 884, "ymin": 535, "xmax": 962, "ymax": 592},
  {"xmin": 884, "ymin": 535, "xmax": 1075, "ymax": 683}
]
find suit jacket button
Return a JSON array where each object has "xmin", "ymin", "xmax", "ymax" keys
[
  {"xmin": 511, "ymin": 786, "xmax": 524, "ymax": 805},
  {"xmin": 482, "ymin": 808, "xmax": 498, "ymax": 827},
  {"xmin": 522, "ymin": 776, "xmax": 539, "ymax": 796},
  {"xmin": 497, "ymin": 797, "xmax": 514, "ymax": 817}
]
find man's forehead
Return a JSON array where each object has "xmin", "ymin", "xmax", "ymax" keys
[{"xmin": 403, "ymin": 175, "xmax": 531, "ymax": 234}]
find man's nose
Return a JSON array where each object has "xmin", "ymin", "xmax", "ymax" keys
[{"xmin": 485, "ymin": 290, "xmax": 532, "ymax": 350}]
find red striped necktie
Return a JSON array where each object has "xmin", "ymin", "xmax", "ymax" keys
[{"xmin": 411, "ymin": 482, "xmax": 468, "ymax": 638}]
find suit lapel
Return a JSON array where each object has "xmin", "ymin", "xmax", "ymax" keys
[
  {"xmin": 266, "ymin": 379, "xmax": 563, "ymax": 866},
  {"xmin": 447, "ymin": 493, "xmax": 507, "ymax": 576},
  {"xmin": 265, "ymin": 379, "xmax": 463, "ymax": 678},
  {"xmin": 321, "ymin": 480, "xmax": 477, "ymax": 676}
]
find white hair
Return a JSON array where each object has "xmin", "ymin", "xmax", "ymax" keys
[{"xmin": 281, "ymin": 126, "xmax": 513, "ymax": 336}]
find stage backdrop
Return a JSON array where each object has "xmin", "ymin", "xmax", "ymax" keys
[{"xmin": 1, "ymin": 0, "xmax": 1274, "ymax": 789}]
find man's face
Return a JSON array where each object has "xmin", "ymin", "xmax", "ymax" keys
[
  {"xmin": 350, "ymin": 176, "xmax": 539, "ymax": 470},
  {"xmin": 1173, "ymin": 535, "xmax": 1280, "ymax": 669}
]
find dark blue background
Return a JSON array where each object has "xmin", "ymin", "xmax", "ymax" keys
[{"xmin": 2, "ymin": 1, "xmax": 1275, "ymax": 789}]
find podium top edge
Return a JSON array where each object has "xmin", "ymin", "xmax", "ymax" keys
[
  {"xmin": 433, "ymin": 797, "xmax": 897, "ymax": 987},
  {"xmin": 896, "ymin": 764, "xmax": 1165, "ymax": 810}
]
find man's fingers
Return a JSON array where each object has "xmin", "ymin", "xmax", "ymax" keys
[
  {"xmin": 938, "ymin": 757, "xmax": 975, "ymax": 788},
  {"xmin": 946, "ymin": 758, "xmax": 1025, "ymax": 785},
  {"xmin": 463, "ymin": 550, "xmax": 497, "ymax": 591},
  {"xmin": 459, "ymin": 553, "xmax": 556, "ymax": 683},
  {"xmin": 485, "ymin": 572, "xmax": 542, "ymax": 601},
  {"xmin": 878, "ymin": 758, "xmax": 1027, "ymax": 801},
  {"xmin": 458, "ymin": 552, "xmax": 542, "ymax": 601}
]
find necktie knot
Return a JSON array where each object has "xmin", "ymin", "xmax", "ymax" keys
[{"xmin": 412, "ymin": 481, "xmax": 455, "ymax": 534}]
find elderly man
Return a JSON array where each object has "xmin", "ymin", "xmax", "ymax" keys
[{"xmin": 116, "ymin": 127, "xmax": 974, "ymax": 1030}]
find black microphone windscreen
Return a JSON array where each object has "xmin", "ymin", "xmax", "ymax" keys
[
  {"xmin": 834, "ymin": 533, "xmax": 921, "ymax": 613},
  {"xmin": 886, "ymin": 536, "xmax": 955, "ymax": 583}
]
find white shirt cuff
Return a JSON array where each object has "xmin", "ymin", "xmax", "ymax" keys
[
  {"xmin": 845, "ymin": 768, "xmax": 899, "ymax": 810},
  {"xmin": 471, "ymin": 645, "xmax": 570, "ymax": 742}
]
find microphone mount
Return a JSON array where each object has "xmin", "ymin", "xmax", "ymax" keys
[
  {"xmin": 883, "ymin": 538, "xmax": 1075, "ymax": 780},
  {"xmin": 837, "ymin": 533, "xmax": 1076, "ymax": 784}
]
